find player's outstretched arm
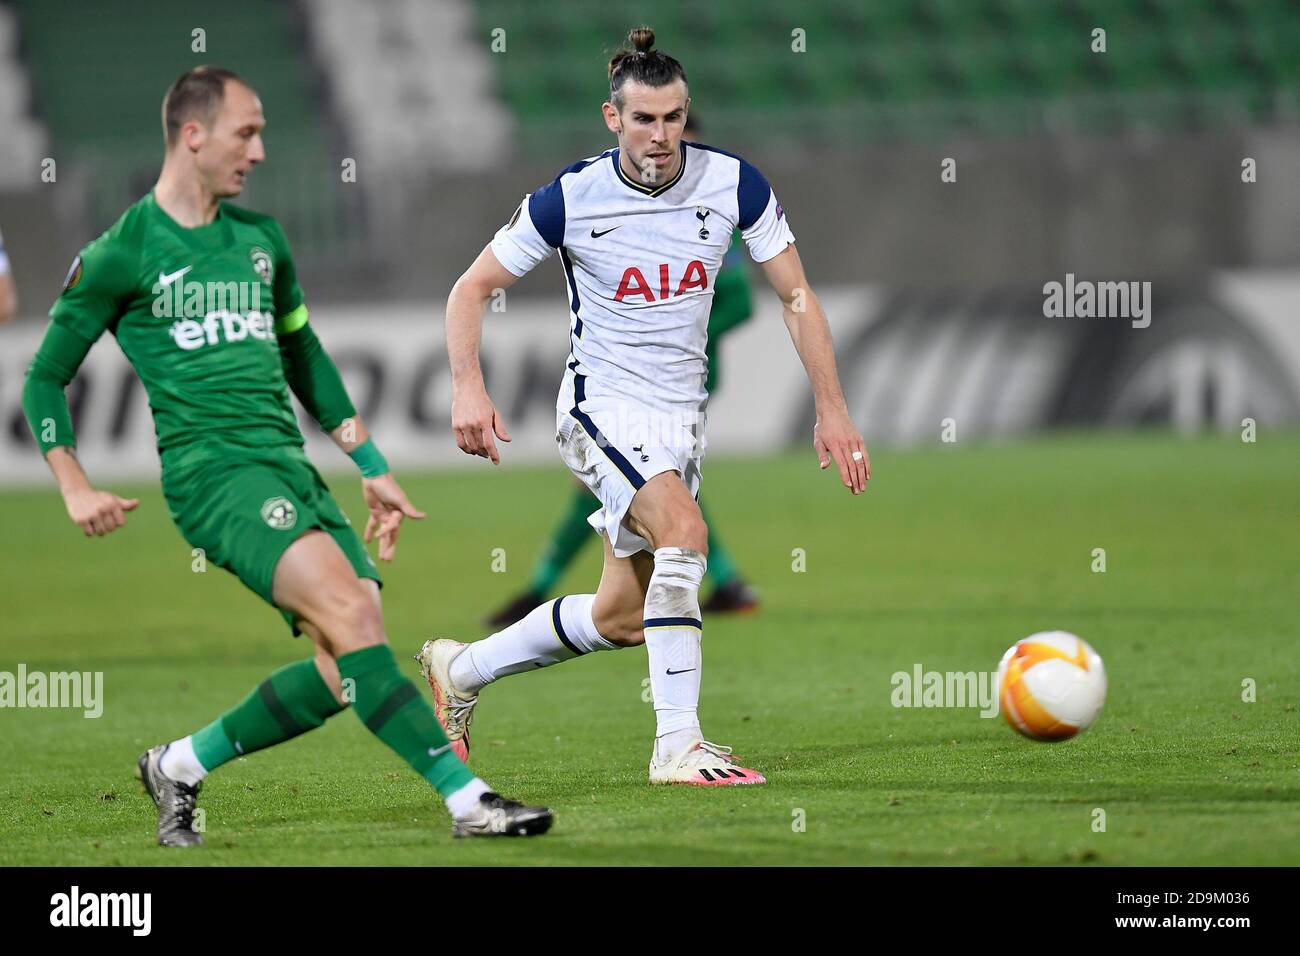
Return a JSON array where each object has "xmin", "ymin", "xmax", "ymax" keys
[
  {"xmin": 445, "ymin": 244, "xmax": 521, "ymax": 465},
  {"xmin": 333, "ymin": 415, "xmax": 425, "ymax": 563},
  {"xmin": 22, "ymin": 324, "xmax": 139, "ymax": 535},
  {"xmin": 760, "ymin": 244, "xmax": 870, "ymax": 495},
  {"xmin": 45, "ymin": 448, "xmax": 140, "ymax": 537}
]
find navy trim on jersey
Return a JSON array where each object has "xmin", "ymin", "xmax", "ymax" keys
[
  {"xmin": 644, "ymin": 616, "xmax": 703, "ymax": 630},
  {"xmin": 528, "ymin": 152, "xmax": 610, "ymax": 248},
  {"xmin": 551, "ymin": 596, "xmax": 583, "ymax": 655},
  {"xmin": 736, "ymin": 158, "xmax": 772, "ymax": 230},
  {"xmin": 559, "ymin": 246, "xmax": 582, "ymax": 338},
  {"xmin": 528, "ymin": 179, "xmax": 565, "ymax": 248},
  {"xmin": 570, "ymin": 372, "xmax": 646, "ymax": 490},
  {"xmin": 610, "ymin": 143, "xmax": 688, "ymax": 198},
  {"xmin": 684, "ymin": 142, "xmax": 772, "ymax": 231}
]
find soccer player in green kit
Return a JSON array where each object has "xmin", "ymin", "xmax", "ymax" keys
[
  {"xmin": 483, "ymin": 114, "xmax": 759, "ymax": 629},
  {"xmin": 21, "ymin": 67, "xmax": 552, "ymax": 844}
]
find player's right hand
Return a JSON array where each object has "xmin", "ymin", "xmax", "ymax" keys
[
  {"xmin": 814, "ymin": 408, "xmax": 870, "ymax": 495},
  {"xmin": 63, "ymin": 488, "xmax": 139, "ymax": 537},
  {"xmin": 451, "ymin": 387, "xmax": 512, "ymax": 465}
]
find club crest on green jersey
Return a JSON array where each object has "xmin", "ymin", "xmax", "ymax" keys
[
  {"xmin": 250, "ymin": 247, "xmax": 273, "ymax": 285},
  {"xmin": 260, "ymin": 496, "xmax": 297, "ymax": 531}
]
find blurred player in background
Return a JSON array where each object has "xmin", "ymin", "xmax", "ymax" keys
[
  {"xmin": 424, "ymin": 28, "xmax": 868, "ymax": 786},
  {"xmin": 484, "ymin": 111, "xmax": 759, "ymax": 628},
  {"xmin": 0, "ymin": 223, "xmax": 17, "ymax": 323},
  {"xmin": 21, "ymin": 67, "xmax": 551, "ymax": 842}
]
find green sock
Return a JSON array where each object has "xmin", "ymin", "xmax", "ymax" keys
[
  {"xmin": 528, "ymin": 486, "xmax": 599, "ymax": 594},
  {"xmin": 336, "ymin": 644, "xmax": 475, "ymax": 797},
  {"xmin": 700, "ymin": 499, "xmax": 740, "ymax": 588},
  {"xmin": 191, "ymin": 658, "xmax": 346, "ymax": 771}
]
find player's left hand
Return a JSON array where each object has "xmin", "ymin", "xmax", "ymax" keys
[
  {"xmin": 814, "ymin": 408, "xmax": 870, "ymax": 495},
  {"xmin": 362, "ymin": 474, "xmax": 426, "ymax": 561}
]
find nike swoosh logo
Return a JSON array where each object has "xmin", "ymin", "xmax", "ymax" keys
[
  {"xmin": 590, "ymin": 226, "xmax": 621, "ymax": 238},
  {"xmin": 158, "ymin": 266, "xmax": 192, "ymax": 286},
  {"xmin": 666, "ymin": 668, "xmax": 696, "ymax": 675}
]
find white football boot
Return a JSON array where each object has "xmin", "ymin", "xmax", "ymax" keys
[
  {"xmin": 648, "ymin": 738, "xmax": 767, "ymax": 786},
  {"xmin": 415, "ymin": 639, "xmax": 477, "ymax": 762}
]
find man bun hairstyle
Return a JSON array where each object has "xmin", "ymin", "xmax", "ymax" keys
[
  {"xmin": 607, "ymin": 27, "xmax": 687, "ymax": 110},
  {"xmin": 162, "ymin": 65, "xmax": 246, "ymax": 145}
]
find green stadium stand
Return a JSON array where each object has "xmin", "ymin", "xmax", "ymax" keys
[
  {"xmin": 13, "ymin": 0, "xmax": 328, "ymax": 156},
  {"xmin": 9, "ymin": 0, "xmax": 355, "ymax": 264},
  {"xmin": 474, "ymin": 0, "xmax": 1300, "ymax": 150}
]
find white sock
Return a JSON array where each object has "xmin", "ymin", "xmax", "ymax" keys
[
  {"xmin": 159, "ymin": 736, "xmax": 207, "ymax": 786},
  {"xmin": 450, "ymin": 594, "xmax": 617, "ymax": 695},
  {"xmin": 444, "ymin": 777, "xmax": 492, "ymax": 818},
  {"xmin": 644, "ymin": 547, "xmax": 706, "ymax": 758}
]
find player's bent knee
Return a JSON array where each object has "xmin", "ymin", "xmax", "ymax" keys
[
  {"xmin": 317, "ymin": 585, "xmax": 386, "ymax": 654},
  {"xmin": 684, "ymin": 516, "xmax": 709, "ymax": 555},
  {"xmin": 655, "ymin": 516, "xmax": 708, "ymax": 555}
]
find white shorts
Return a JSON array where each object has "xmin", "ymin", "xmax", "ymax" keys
[{"xmin": 555, "ymin": 397, "xmax": 705, "ymax": 558}]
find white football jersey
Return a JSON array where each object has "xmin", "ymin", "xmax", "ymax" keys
[{"xmin": 490, "ymin": 142, "xmax": 795, "ymax": 416}]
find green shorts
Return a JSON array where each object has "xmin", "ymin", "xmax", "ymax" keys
[{"xmin": 161, "ymin": 445, "xmax": 381, "ymax": 634}]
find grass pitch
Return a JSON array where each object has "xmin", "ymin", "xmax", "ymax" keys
[{"xmin": 1, "ymin": 431, "xmax": 1296, "ymax": 865}]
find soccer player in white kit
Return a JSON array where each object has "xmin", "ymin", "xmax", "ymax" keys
[{"xmin": 420, "ymin": 27, "xmax": 869, "ymax": 786}]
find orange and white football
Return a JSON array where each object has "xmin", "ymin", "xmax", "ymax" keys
[{"xmin": 997, "ymin": 631, "xmax": 1107, "ymax": 741}]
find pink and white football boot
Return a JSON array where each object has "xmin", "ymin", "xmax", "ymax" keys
[
  {"xmin": 648, "ymin": 739, "xmax": 767, "ymax": 786},
  {"xmin": 415, "ymin": 639, "xmax": 476, "ymax": 763}
]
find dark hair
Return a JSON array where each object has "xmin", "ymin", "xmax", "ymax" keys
[
  {"xmin": 607, "ymin": 27, "xmax": 687, "ymax": 110},
  {"xmin": 162, "ymin": 66, "xmax": 246, "ymax": 145}
]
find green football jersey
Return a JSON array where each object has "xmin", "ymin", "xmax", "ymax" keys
[{"xmin": 50, "ymin": 191, "xmax": 308, "ymax": 465}]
